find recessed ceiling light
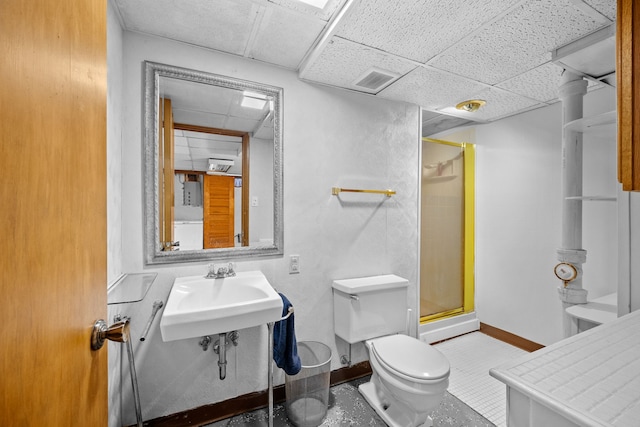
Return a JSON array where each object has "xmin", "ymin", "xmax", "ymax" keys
[
  {"xmin": 455, "ymin": 99, "xmax": 486, "ymax": 112},
  {"xmin": 296, "ymin": 0, "xmax": 331, "ymax": 9}
]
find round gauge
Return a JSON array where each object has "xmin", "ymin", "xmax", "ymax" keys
[{"xmin": 554, "ymin": 262, "xmax": 578, "ymax": 284}]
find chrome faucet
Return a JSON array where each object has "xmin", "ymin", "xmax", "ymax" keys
[{"xmin": 206, "ymin": 262, "xmax": 236, "ymax": 279}]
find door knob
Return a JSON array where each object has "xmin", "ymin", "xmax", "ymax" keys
[{"xmin": 91, "ymin": 318, "xmax": 130, "ymax": 350}]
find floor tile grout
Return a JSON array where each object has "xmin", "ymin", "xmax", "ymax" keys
[{"xmin": 434, "ymin": 331, "xmax": 528, "ymax": 427}]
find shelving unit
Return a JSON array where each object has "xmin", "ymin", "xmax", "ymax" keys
[
  {"xmin": 563, "ymin": 102, "xmax": 618, "ymax": 332},
  {"xmin": 565, "ymin": 195, "xmax": 616, "ymax": 201},
  {"xmin": 566, "ymin": 109, "xmax": 617, "ymax": 202},
  {"xmin": 563, "ymin": 110, "xmax": 616, "ymax": 134},
  {"xmin": 107, "ymin": 273, "xmax": 158, "ymax": 305}
]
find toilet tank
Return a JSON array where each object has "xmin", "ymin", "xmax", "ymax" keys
[{"xmin": 332, "ymin": 275, "xmax": 409, "ymax": 344}]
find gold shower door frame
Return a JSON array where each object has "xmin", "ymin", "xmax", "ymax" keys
[{"xmin": 420, "ymin": 138, "xmax": 475, "ymax": 323}]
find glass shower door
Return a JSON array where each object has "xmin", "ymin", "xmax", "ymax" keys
[{"xmin": 420, "ymin": 139, "xmax": 475, "ymax": 322}]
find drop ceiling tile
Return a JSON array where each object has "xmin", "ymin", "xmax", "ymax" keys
[
  {"xmin": 172, "ymin": 110, "xmax": 227, "ymax": 128},
  {"xmin": 429, "ymin": 0, "xmax": 611, "ymax": 85},
  {"xmin": 185, "ymin": 133, "xmax": 241, "ymax": 145},
  {"xmin": 174, "ymin": 135, "xmax": 188, "ymax": 147},
  {"xmin": 175, "ymin": 160, "xmax": 194, "ymax": 170},
  {"xmin": 378, "ymin": 66, "xmax": 487, "ymax": 111},
  {"xmin": 160, "ymin": 76, "xmax": 236, "ymax": 116},
  {"xmin": 192, "ymin": 160, "xmax": 209, "ymax": 171},
  {"xmin": 497, "ymin": 62, "xmax": 565, "ymax": 103},
  {"xmin": 225, "ymin": 116, "xmax": 259, "ymax": 132},
  {"xmin": 300, "ymin": 37, "xmax": 417, "ymax": 92},
  {"xmin": 437, "ymin": 87, "xmax": 543, "ymax": 122},
  {"xmin": 189, "ymin": 142, "xmax": 242, "ymax": 156},
  {"xmin": 582, "ymin": 0, "xmax": 616, "ymax": 21},
  {"xmin": 174, "ymin": 145, "xmax": 190, "ymax": 155},
  {"xmin": 114, "ymin": 0, "xmax": 260, "ymax": 55},
  {"xmin": 190, "ymin": 147, "xmax": 237, "ymax": 159},
  {"xmin": 248, "ymin": 5, "xmax": 329, "ymax": 69},
  {"xmin": 269, "ymin": 0, "xmax": 345, "ymax": 21},
  {"xmin": 335, "ymin": 0, "xmax": 515, "ymax": 63},
  {"xmin": 497, "ymin": 62, "xmax": 606, "ymax": 103},
  {"xmin": 230, "ymin": 103, "xmax": 270, "ymax": 121}
]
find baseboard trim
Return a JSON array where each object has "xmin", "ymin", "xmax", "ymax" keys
[
  {"xmin": 141, "ymin": 361, "xmax": 372, "ymax": 427},
  {"xmin": 479, "ymin": 322, "xmax": 545, "ymax": 352}
]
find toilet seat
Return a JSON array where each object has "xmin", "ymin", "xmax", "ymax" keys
[{"xmin": 370, "ymin": 335, "xmax": 449, "ymax": 383}]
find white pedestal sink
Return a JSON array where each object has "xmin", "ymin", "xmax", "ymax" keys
[{"xmin": 160, "ymin": 270, "xmax": 283, "ymax": 341}]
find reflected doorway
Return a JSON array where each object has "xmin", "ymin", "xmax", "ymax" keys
[{"xmin": 420, "ymin": 138, "xmax": 475, "ymax": 323}]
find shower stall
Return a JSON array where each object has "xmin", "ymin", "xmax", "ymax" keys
[{"xmin": 419, "ymin": 138, "xmax": 478, "ymax": 343}]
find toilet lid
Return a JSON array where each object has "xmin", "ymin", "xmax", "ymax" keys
[{"xmin": 371, "ymin": 335, "xmax": 450, "ymax": 381}]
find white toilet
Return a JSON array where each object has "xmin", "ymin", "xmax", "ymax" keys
[{"xmin": 332, "ymin": 275, "xmax": 450, "ymax": 427}]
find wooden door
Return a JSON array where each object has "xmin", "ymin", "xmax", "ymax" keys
[
  {"xmin": 203, "ymin": 175, "xmax": 235, "ymax": 248},
  {"xmin": 0, "ymin": 1, "xmax": 108, "ymax": 426},
  {"xmin": 618, "ymin": 0, "xmax": 640, "ymax": 191},
  {"xmin": 159, "ymin": 98, "xmax": 175, "ymax": 249}
]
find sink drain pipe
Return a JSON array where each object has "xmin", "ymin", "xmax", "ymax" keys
[
  {"xmin": 211, "ymin": 331, "xmax": 238, "ymax": 380},
  {"xmin": 218, "ymin": 333, "xmax": 227, "ymax": 380}
]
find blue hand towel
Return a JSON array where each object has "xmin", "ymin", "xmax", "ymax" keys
[{"xmin": 273, "ymin": 293, "xmax": 301, "ymax": 375}]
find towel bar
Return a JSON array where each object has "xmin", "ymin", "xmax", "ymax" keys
[
  {"xmin": 280, "ymin": 306, "xmax": 293, "ymax": 321},
  {"xmin": 331, "ymin": 187, "xmax": 396, "ymax": 197}
]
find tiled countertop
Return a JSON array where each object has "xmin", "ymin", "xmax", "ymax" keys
[{"xmin": 490, "ymin": 310, "xmax": 640, "ymax": 426}]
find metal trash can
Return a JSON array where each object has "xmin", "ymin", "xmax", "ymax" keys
[{"xmin": 285, "ymin": 341, "xmax": 332, "ymax": 427}]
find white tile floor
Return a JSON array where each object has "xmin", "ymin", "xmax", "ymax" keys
[{"xmin": 434, "ymin": 332, "xmax": 528, "ymax": 427}]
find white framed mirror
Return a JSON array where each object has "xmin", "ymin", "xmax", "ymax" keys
[{"xmin": 143, "ymin": 61, "xmax": 283, "ymax": 264}]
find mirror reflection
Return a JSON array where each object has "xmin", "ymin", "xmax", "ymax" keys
[
  {"xmin": 144, "ymin": 62, "xmax": 283, "ymax": 264},
  {"xmin": 172, "ymin": 127, "xmax": 247, "ymax": 251}
]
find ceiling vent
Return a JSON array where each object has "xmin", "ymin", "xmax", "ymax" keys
[
  {"xmin": 353, "ymin": 68, "xmax": 400, "ymax": 93},
  {"xmin": 207, "ymin": 158, "xmax": 234, "ymax": 174}
]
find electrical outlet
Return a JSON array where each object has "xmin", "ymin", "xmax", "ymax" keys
[{"xmin": 289, "ymin": 255, "xmax": 300, "ymax": 274}]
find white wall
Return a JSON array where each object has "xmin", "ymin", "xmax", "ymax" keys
[
  {"xmin": 631, "ymin": 195, "xmax": 640, "ymax": 311},
  {"xmin": 474, "ymin": 102, "xmax": 565, "ymax": 345},
  {"xmin": 115, "ymin": 32, "xmax": 419, "ymax": 424},
  {"xmin": 618, "ymin": 189, "xmax": 640, "ymax": 314},
  {"xmin": 437, "ymin": 87, "xmax": 617, "ymax": 346},
  {"xmin": 106, "ymin": 2, "xmax": 124, "ymax": 427},
  {"xmin": 107, "ymin": 1, "xmax": 123, "ymax": 284},
  {"xmin": 249, "ymin": 137, "xmax": 274, "ymax": 244}
]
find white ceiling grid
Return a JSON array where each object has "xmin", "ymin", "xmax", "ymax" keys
[
  {"xmin": 333, "ymin": 0, "xmax": 517, "ymax": 63},
  {"xmin": 174, "ymin": 130, "xmax": 243, "ymax": 172},
  {"xmin": 427, "ymin": 0, "xmax": 610, "ymax": 85},
  {"xmin": 378, "ymin": 66, "xmax": 488, "ymax": 112},
  {"xmin": 581, "ymin": 0, "xmax": 616, "ymax": 20},
  {"xmin": 114, "ymin": 0, "xmax": 616, "ymax": 124},
  {"xmin": 245, "ymin": 4, "xmax": 328, "ymax": 68},
  {"xmin": 116, "ymin": 0, "xmax": 259, "ymax": 55},
  {"xmin": 298, "ymin": 37, "xmax": 416, "ymax": 93}
]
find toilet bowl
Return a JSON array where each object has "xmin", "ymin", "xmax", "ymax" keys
[
  {"xmin": 360, "ymin": 334, "xmax": 449, "ymax": 427},
  {"xmin": 332, "ymin": 275, "xmax": 451, "ymax": 427}
]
